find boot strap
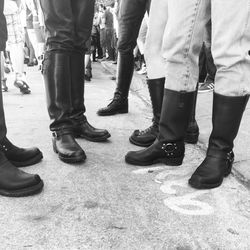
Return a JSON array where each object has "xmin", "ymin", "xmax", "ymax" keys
[
  {"xmin": 161, "ymin": 142, "xmax": 178, "ymax": 156},
  {"xmin": 52, "ymin": 129, "xmax": 74, "ymax": 138},
  {"xmin": 207, "ymin": 148, "xmax": 234, "ymax": 163}
]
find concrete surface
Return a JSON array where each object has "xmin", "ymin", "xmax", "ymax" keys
[{"xmin": 0, "ymin": 62, "xmax": 249, "ymax": 249}]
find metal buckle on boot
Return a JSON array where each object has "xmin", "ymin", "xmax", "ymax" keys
[
  {"xmin": 0, "ymin": 144, "xmax": 8, "ymax": 152},
  {"xmin": 227, "ymin": 151, "xmax": 234, "ymax": 163},
  {"xmin": 161, "ymin": 143, "xmax": 177, "ymax": 156}
]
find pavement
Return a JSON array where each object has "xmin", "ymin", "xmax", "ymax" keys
[{"xmin": 0, "ymin": 62, "xmax": 250, "ymax": 249}]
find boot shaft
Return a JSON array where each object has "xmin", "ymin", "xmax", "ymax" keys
[
  {"xmin": 208, "ymin": 93, "xmax": 249, "ymax": 153},
  {"xmin": 147, "ymin": 78, "xmax": 165, "ymax": 126},
  {"xmin": 158, "ymin": 89, "xmax": 197, "ymax": 142}
]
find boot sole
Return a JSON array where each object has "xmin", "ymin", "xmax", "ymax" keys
[
  {"xmin": 129, "ymin": 136, "xmax": 153, "ymax": 147},
  {"xmin": 97, "ymin": 109, "xmax": 128, "ymax": 116},
  {"xmin": 188, "ymin": 179, "xmax": 223, "ymax": 189},
  {"xmin": 10, "ymin": 151, "xmax": 43, "ymax": 168},
  {"xmin": 125, "ymin": 155, "xmax": 184, "ymax": 166},
  {"xmin": 75, "ymin": 133, "xmax": 111, "ymax": 142},
  {"xmin": 189, "ymin": 170, "xmax": 231, "ymax": 189},
  {"xmin": 0, "ymin": 180, "xmax": 44, "ymax": 197}
]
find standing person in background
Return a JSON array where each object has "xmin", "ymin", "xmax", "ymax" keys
[
  {"xmin": 97, "ymin": 0, "xmax": 151, "ymax": 116},
  {"xmin": 40, "ymin": 0, "xmax": 111, "ymax": 164},
  {"xmin": 104, "ymin": 5, "xmax": 115, "ymax": 61},
  {"xmin": 97, "ymin": 4, "xmax": 106, "ymax": 59},
  {"xmin": 0, "ymin": 0, "xmax": 44, "ymax": 197},
  {"xmin": 4, "ymin": 0, "xmax": 31, "ymax": 94}
]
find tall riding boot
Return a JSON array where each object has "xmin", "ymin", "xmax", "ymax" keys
[
  {"xmin": 125, "ymin": 89, "xmax": 196, "ymax": 166},
  {"xmin": 129, "ymin": 80, "xmax": 200, "ymax": 147},
  {"xmin": 69, "ymin": 52, "xmax": 111, "ymax": 142},
  {"xmin": 189, "ymin": 93, "xmax": 249, "ymax": 189},
  {"xmin": 185, "ymin": 83, "xmax": 199, "ymax": 144},
  {"xmin": 97, "ymin": 52, "xmax": 134, "ymax": 116},
  {"xmin": 42, "ymin": 51, "xmax": 85, "ymax": 163},
  {"xmin": 129, "ymin": 78, "xmax": 165, "ymax": 147}
]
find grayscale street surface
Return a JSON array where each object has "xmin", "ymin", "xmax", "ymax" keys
[{"xmin": 0, "ymin": 62, "xmax": 250, "ymax": 249}]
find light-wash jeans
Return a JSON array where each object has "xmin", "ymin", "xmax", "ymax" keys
[{"xmin": 145, "ymin": 0, "xmax": 250, "ymax": 96}]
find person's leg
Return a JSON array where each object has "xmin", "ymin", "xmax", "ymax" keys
[
  {"xmin": 9, "ymin": 42, "xmax": 31, "ymax": 94},
  {"xmin": 189, "ymin": 0, "xmax": 250, "ymax": 189},
  {"xmin": 70, "ymin": 0, "xmax": 110, "ymax": 142},
  {"xmin": 97, "ymin": 0, "xmax": 149, "ymax": 116},
  {"xmin": 40, "ymin": 0, "xmax": 85, "ymax": 163},
  {"xmin": 0, "ymin": 52, "xmax": 7, "ymax": 92},
  {"xmin": 126, "ymin": 0, "xmax": 210, "ymax": 166},
  {"xmin": 130, "ymin": 0, "xmax": 199, "ymax": 147},
  {"xmin": 0, "ymin": 49, "xmax": 43, "ymax": 197}
]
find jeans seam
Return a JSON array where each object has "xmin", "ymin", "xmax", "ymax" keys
[{"xmin": 182, "ymin": 0, "xmax": 201, "ymax": 90}]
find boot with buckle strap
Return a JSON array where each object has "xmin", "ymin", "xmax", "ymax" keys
[
  {"xmin": 42, "ymin": 51, "xmax": 86, "ymax": 163},
  {"xmin": 189, "ymin": 93, "xmax": 249, "ymax": 189},
  {"xmin": 125, "ymin": 89, "xmax": 196, "ymax": 166},
  {"xmin": 69, "ymin": 52, "xmax": 111, "ymax": 141},
  {"xmin": 52, "ymin": 130, "xmax": 86, "ymax": 163},
  {"xmin": 97, "ymin": 53, "xmax": 134, "ymax": 116},
  {"xmin": 0, "ymin": 136, "xmax": 43, "ymax": 167},
  {"xmin": 129, "ymin": 80, "xmax": 199, "ymax": 147}
]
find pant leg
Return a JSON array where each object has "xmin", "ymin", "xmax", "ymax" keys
[
  {"xmin": 211, "ymin": 0, "xmax": 250, "ymax": 96},
  {"xmin": 39, "ymin": 0, "xmax": 74, "ymax": 51},
  {"xmin": 0, "ymin": 56, "xmax": 7, "ymax": 141},
  {"xmin": 72, "ymin": 0, "xmax": 95, "ymax": 52},
  {"xmin": 117, "ymin": 0, "xmax": 149, "ymax": 55},
  {"xmin": 137, "ymin": 15, "xmax": 148, "ymax": 55},
  {"xmin": 162, "ymin": 0, "xmax": 210, "ymax": 92},
  {"xmin": 144, "ymin": 0, "xmax": 168, "ymax": 79}
]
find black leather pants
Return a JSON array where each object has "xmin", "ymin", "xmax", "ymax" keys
[
  {"xmin": 115, "ymin": 0, "xmax": 151, "ymax": 97},
  {"xmin": 117, "ymin": 0, "xmax": 151, "ymax": 55},
  {"xmin": 40, "ymin": 0, "xmax": 94, "ymax": 53}
]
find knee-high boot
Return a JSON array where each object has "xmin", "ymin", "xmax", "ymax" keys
[
  {"xmin": 42, "ymin": 51, "xmax": 86, "ymax": 163},
  {"xmin": 129, "ymin": 79, "xmax": 199, "ymax": 147},
  {"xmin": 97, "ymin": 52, "xmax": 134, "ymax": 116},
  {"xmin": 129, "ymin": 78, "xmax": 165, "ymax": 147},
  {"xmin": 70, "ymin": 52, "xmax": 111, "ymax": 142},
  {"xmin": 125, "ymin": 89, "xmax": 196, "ymax": 166},
  {"xmin": 189, "ymin": 93, "xmax": 249, "ymax": 189}
]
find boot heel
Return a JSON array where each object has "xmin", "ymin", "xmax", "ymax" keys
[{"xmin": 160, "ymin": 156, "xmax": 184, "ymax": 166}]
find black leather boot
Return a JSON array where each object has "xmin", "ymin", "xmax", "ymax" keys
[
  {"xmin": 97, "ymin": 53, "xmax": 134, "ymax": 116},
  {"xmin": 125, "ymin": 89, "xmax": 196, "ymax": 166},
  {"xmin": 0, "ymin": 137, "xmax": 43, "ymax": 167},
  {"xmin": 189, "ymin": 93, "xmax": 249, "ymax": 189},
  {"xmin": 52, "ymin": 130, "xmax": 86, "ymax": 163},
  {"xmin": 129, "ymin": 78, "xmax": 165, "ymax": 147},
  {"xmin": 42, "ymin": 51, "xmax": 86, "ymax": 163},
  {"xmin": 0, "ymin": 152, "xmax": 43, "ymax": 197},
  {"xmin": 69, "ymin": 53, "xmax": 111, "ymax": 142},
  {"xmin": 129, "ymin": 80, "xmax": 199, "ymax": 147}
]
